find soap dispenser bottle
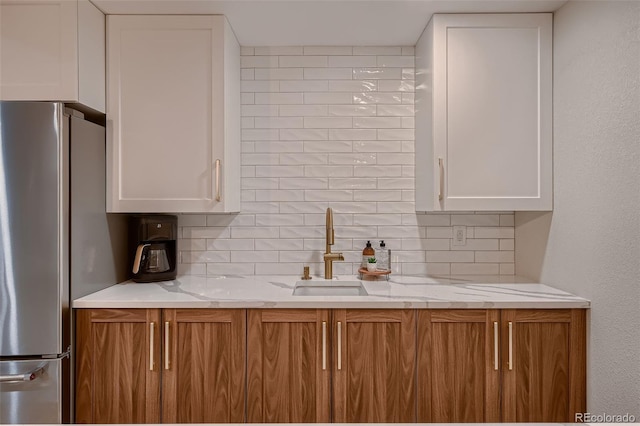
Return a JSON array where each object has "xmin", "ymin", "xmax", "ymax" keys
[
  {"xmin": 362, "ymin": 241, "xmax": 375, "ymax": 268},
  {"xmin": 378, "ymin": 240, "xmax": 391, "ymax": 271}
]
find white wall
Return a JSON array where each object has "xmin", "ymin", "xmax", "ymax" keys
[
  {"xmin": 177, "ymin": 46, "xmax": 516, "ymax": 277},
  {"xmin": 516, "ymin": 0, "xmax": 640, "ymax": 416}
]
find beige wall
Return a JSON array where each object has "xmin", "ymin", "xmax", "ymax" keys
[{"xmin": 516, "ymin": 0, "xmax": 640, "ymax": 416}]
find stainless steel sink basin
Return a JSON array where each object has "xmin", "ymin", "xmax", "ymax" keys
[{"xmin": 292, "ymin": 280, "xmax": 368, "ymax": 296}]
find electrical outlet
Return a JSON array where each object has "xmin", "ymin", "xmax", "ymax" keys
[{"xmin": 453, "ymin": 225, "xmax": 466, "ymax": 246}]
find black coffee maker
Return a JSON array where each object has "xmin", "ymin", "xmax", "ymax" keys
[{"xmin": 130, "ymin": 215, "xmax": 177, "ymax": 282}]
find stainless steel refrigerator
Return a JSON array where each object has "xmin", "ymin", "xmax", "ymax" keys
[{"xmin": 0, "ymin": 102, "xmax": 127, "ymax": 423}]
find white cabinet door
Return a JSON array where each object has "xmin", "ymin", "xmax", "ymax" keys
[
  {"xmin": 106, "ymin": 15, "xmax": 240, "ymax": 213},
  {"xmin": 0, "ymin": 0, "xmax": 105, "ymax": 112},
  {"xmin": 415, "ymin": 14, "xmax": 552, "ymax": 211}
]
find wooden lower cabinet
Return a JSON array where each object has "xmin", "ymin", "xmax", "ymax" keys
[
  {"xmin": 247, "ymin": 309, "xmax": 416, "ymax": 423},
  {"xmin": 501, "ymin": 309, "xmax": 586, "ymax": 422},
  {"xmin": 77, "ymin": 307, "xmax": 585, "ymax": 424},
  {"xmin": 417, "ymin": 308, "xmax": 586, "ymax": 423},
  {"xmin": 75, "ymin": 308, "xmax": 246, "ymax": 423},
  {"xmin": 417, "ymin": 309, "xmax": 500, "ymax": 422}
]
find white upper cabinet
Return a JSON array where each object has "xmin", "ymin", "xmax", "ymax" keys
[
  {"xmin": 415, "ymin": 14, "xmax": 552, "ymax": 211},
  {"xmin": 0, "ymin": 0, "xmax": 105, "ymax": 112},
  {"xmin": 106, "ymin": 15, "xmax": 240, "ymax": 213}
]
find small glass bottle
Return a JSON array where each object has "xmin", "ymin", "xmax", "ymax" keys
[
  {"xmin": 378, "ymin": 240, "xmax": 391, "ymax": 271},
  {"xmin": 362, "ymin": 241, "xmax": 375, "ymax": 268}
]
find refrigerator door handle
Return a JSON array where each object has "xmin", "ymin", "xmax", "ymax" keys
[{"xmin": 0, "ymin": 363, "xmax": 46, "ymax": 383}]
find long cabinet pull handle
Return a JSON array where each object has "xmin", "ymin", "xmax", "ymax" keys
[
  {"xmin": 337, "ymin": 321, "xmax": 342, "ymax": 371},
  {"xmin": 493, "ymin": 321, "xmax": 499, "ymax": 371},
  {"xmin": 149, "ymin": 322, "xmax": 155, "ymax": 371},
  {"xmin": 508, "ymin": 321, "xmax": 513, "ymax": 371},
  {"xmin": 438, "ymin": 158, "xmax": 444, "ymax": 201},
  {"xmin": 322, "ymin": 321, "xmax": 327, "ymax": 371},
  {"xmin": 215, "ymin": 159, "xmax": 221, "ymax": 202},
  {"xmin": 164, "ymin": 321, "xmax": 170, "ymax": 370},
  {"xmin": 0, "ymin": 364, "xmax": 46, "ymax": 383}
]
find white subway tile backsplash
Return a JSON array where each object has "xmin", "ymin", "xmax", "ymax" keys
[
  {"xmin": 377, "ymin": 105, "xmax": 414, "ymax": 116},
  {"xmin": 280, "ymin": 153, "xmax": 328, "ymax": 164},
  {"xmin": 303, "ymin": 141, "xmax": 353, "ymax": 152},
  {"xmin": 328, "ymin": 105, "xmax": 377, "ymax": 116},
  {"xmin": 280, "ymin": 128, "xmax": 328, "ymax": 140},
  {"xmin": 353, "ymin": 46, "xmax": 402, "ymax": 55},
  {"xmin": 304, "ymin": 67, "xmax": 353, "ymax": 80},
  {"xmin": 328, "ymin": 55, "xmax": 378, "ymax": 67},
  {"xmin": 241, "ymin": 55, "xmax": 278, "ymax": 68},
  {"xmin": 353, "ymin": 141, "xmax": 402, "ymax": 152},
  {"xmin": 255, "ymin": 189, "xmax": 304, "ymax": 202},
  {"xmin": 304, "ymin": 92, "xmax": 353, "ymax": 104},
  {"xmin": 329, "ymin": 178, "xmax": 377, "ymax": 189},
  {"xmin": 279, "ymin": 55, "xmax": 328, "ymax": 67},
  {"xmin": 354, "ymin": 190, "xmax": 401, "ymax": 202},
  {"xmin": 353, "ymin": 68, "xmax": 402, "ymax": 80},
  {"xmin": 329, "ymin": 129, "xmax": 377, "ymax": 140},
  {"xmin": 304, "ymin": 117, "xmax": 352, "ymax": 128},
  {"xmin": 178, "ymin": 46, "xmax": 514, "ymax": 277},
  {"xmin": 377, "ymin": 56, "xmax": 415, "ymax": 67},
  {"xmin": 241, "ymin": 80, "xmax": 280, "ymax": 92},
  {"xmin": 255, "ymin": 165, "xmax": 304, "ymax": 178},
  {"xmin": 353, "ymin": 117, "xmax": 402, "ymax": 128},
  {"xmin": 255, "ymin": 93, "xmax": 304, "ymax": 105},
  {"xmin": 328, "ymin": 153, "xmax": 377, "ymax": 165},
  {"xmin": 279, "ymin": 178, "xmax": 328, "ymax": 190},
  {"xmin": 378, "ymin": 80, "xmax": 415, "ymax": 92},
  {"xmin": 255, "ymin": 67, "xmax": 303, "ymax": 80},
  {"xmin": 255, "ymin": 239, "xmax": 304, "ymax": 251},
  {"xmin": 254, "ymin": 117, "xmax": 303, "ymax": 129},
  {"xmin": 353, "ymin": 165, "xmax": 402, "ymax": 177},
  {"xmin": 254, "ymin": 46, "xmax": 303, "ymax": 56},
  {"xmin": 377, "ymin": 129, "xmax": 414, "ymax": 140},
  {"xmin": 353, "ymin": 92, "xmax": 402, "ymax": 104},
  {"xmin": 304, "ymin": 46, "xmax": 353, "ymax": 55},
  {"xmin": 329, "ymin": 80, "xmax": 377, "ymax": 92},
  {"xmin": 305, "ymin": 190, "xmax": 353, "ymax": 202},
  {"xmin": 279, "ymin": 80, "xmax": 329, "ymax": 92},
  {"xmin": 279, "ymin": 105, "xmax": 328, "ymax": 116}
]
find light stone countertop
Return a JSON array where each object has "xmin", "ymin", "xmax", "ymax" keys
[{"xmin": 73, "ymin": 275, "xmax": 590, "ymax": 309}]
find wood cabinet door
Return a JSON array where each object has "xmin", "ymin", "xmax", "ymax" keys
[
  {"xmin": 161, "ymin": 309, "xmax": 245, "ymax": 423},
  {"xmin": 501, "ymin": 309, "xmax": 586, "ymax": 422},
  {"xmin": 247, "ymin": 309, "xmax": 331, "ymax": 423},
  {"xmin": 417, "ymin": 310, "xmax": 500, "ymax": 422},
  {"xmin": 75, "ymin": 309, "xmax": 161, "ymax": 424},
  {"xmin": 332, "ymin": 309, "xmax": 416, "ymax": 423}
]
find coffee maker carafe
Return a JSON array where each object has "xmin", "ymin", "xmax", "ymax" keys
[{"xmin": 130, "ymin": 215, "xmax": 177, "ymax": 282}]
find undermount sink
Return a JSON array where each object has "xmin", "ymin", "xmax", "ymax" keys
[{"xmin": 292, "ymin": 280, "xmax": 368, "ymax": 296}]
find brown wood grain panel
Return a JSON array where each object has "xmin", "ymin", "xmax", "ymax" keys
[
  {"xmin": 162, "ymin": 309, "xmax": 245, "ymax": 423},
  {"xmin": 513, "ymin": 309, "xmax": 572, "ymax": 322},
  {"xmin": 76, "ymin": 309, "xmax": 160, "ymax": 424},
  {"xmin": 334, "ymin": 309, "xmax": 415, "ymax": 423},
  {"xmin": 417, "ymin": 309, "xmax": 499, "ymax": 423},
  {"xmin": 75, "ymin": 310, "xmax": 93, "ymax": 423},
  {"xmin": 261, "ymin": 309, "xmax": 319, "ymax": 322},
  {"xmin": 246, "ymin": 309, "xmax": 330, "ymax": 423},
  {"xmin": 502, "ymin": 309, "xmax": 581, "ymax": 422},
  {"xmin": 569, "ymin": 309, "xmax": 587, "ymax": 419}
]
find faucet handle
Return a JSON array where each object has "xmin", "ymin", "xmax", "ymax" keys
[{"xmin": 301, "ymin": 266, "xmax": 311, "ymax": 280}]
